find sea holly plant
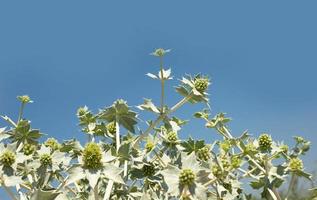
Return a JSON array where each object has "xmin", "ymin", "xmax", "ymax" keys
[{"xmin": 0, "ymin": 49, "xmax": 315, "ymax": 200}]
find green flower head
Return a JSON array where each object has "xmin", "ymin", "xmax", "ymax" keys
[
  {"xmin": 151, "ymin": 48, "xmax": 170, "ymax": 57},
  {"xmin": 83, "ymin": 142, "xmax": 103, "ymax": 170},
  {"xmin": 289, "ymin": 157, "xmax": 303, "ymax": 171},
  {"xmin": 280, "ymin": 144, "xmax": 289, "ymax": 153},
  {"xmin": 220, "ymin": 140, "xmax": 231, "ymax": 152},
  {"xmin": 77, "ymin": 106, "xmax": 88, "ymax": 117},
  {"xmin": 145, "ymin": 142, "xmax": 154, "ymax": 152},
  {"xmin": 0, "ymin": 150, "xmax": 16, "ymax": 166},
  {"xmin": 179, "ymin": 168, "xmax": 195, "ymax": 186},
  {"xmin": 106, "ymin": 122, "xmax": 116, "ymax": 135},
  {"xmin": 197, "ymin": 146, "xmax": 211, "ymax": 161},
  {"xmin": 258, "ymin": 133, "xmax": 272, "ymax": 150},
  {"xmin": 45, "ymin": 138, "xmax": 60, "ymax": 151},
  {"xmin": 23, "ymin": 143, "xmax": 36, "ymax": 155},
  {"xmin": 40, "ymin": 153, "xmax": 52, "ymax": 166},
  {"xmin": 231, "ymin": 155, "xmax": 242, "ymax": 169},
  {"xmin": 167, "ymin": 131, "xmax": 178, "ymax": 143},
  {"xmin": 142, "ymin": 164, "xmax": 156, "ymax": 177},
  {"xmin": 17, "ymin": 95, "xmax": 32, "ymax": 104},
  {"xmin": 194, "ymin": 77, "xmax": 209, "ymax": 93}
]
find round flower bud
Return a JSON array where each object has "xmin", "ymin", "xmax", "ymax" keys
[
  {"xmin": 106, "ymin": 122, "xmax": 116, "ymax": 135},
  {"xmin": 220, "ymin": 140, "xmax": 231, "ymax": 152},
  {"xmin": 231, "ymin": 155, "xmax": 242, "ymax": 169},
  {"xmin": 145, "ymin": 142, "xmax": 154, "ymax": 152},
  {"xmin": 83, "ymin": 142, "xmax": 103, "ymax": 170},
  {"xmin": 280, "ymin": 144, "xmax": 289, "ymax": 153},
  {"xmin": 142, "ymin": 164, "xmax": 156, "ymax": 177},
  {"xmin": 212, "ymin": 165, "xmax": 222, "ymax": 178},
  {"xmin": 194, "ymin": 78, "xmax": 209, "ymax": 93},
  {"xmin": 197, "ymin": 146, "xmax": 211, "ymax": 161},
  {"xmin": 17, "ymin": 95, "xmax": 32, "ymax": 104},
  {"xmin": 44, "ymin": 138, "xmax": 60, "ymax": 151},
  {"xmin": 167, "ymin": 131, "xmax": 178, "ymax": 143},
  {"xmin": 0, "ymin": 150, "xmax": 16, "ymax": 166},
  {"xmin": 152, "ymin": 48, "xmax": 168, "ymax": 57},
  {"xmin": 77, "ymin": 107, "xmax": 88, "ymax": 117},
  {"xmin": 244, "ymin": 143, "xmax": 256, "ymax": 155},
  {"xmin": 23, "ymin": 143, "xmax": 36, "ymax": 155},
  {"xmin": 258, "ymin": 134, "xmax": 272, "ymax": 150},
  {"xmin": 289, "ymin": 157, "xmax": 303, "ymax": 171},
  {"xmin": 40, "ymin": 153, "xmax": 52, "ymax": 166},
  {"xmin": 179, "ymin": 169, "xmax": 195, "ymax": 186}
]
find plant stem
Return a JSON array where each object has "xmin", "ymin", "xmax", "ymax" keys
[
  {"xmin": 286, "ymin": 173, "xmax": 296, "ymax": 199},
  {"xmin": 103, "ymin": 119, "xmax": 121, "ymax": 200},
  {"xmin": 17, "ymin": 102, "xmax": 25, "ymax": 122},
  {"xmin": 159, "ymin": 57, "xmax": 165, "ymax": 114},
  {"xmin": 136, "ymin": 93, "xmax": 193, "ymax": 144}
]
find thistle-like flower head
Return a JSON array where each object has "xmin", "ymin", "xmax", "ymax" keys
[
  {"xmin": 0, "ymin": 150, "xmax": 16, "ymax": 166},
  {"xmin": 106, "ymin": 122, "xmax": 116, "ymax": 135},
  {"xmin": 167, "ymin": 131, "xmax": 178, "ymax": 143},
  {"xmin": 82, "ymin": 142, "xmax": 103, "ymax": 170},
  {"xmin": 179, "ymin": 169, "xmax": 196, "ymax": 186},
  {"xmin": 23, "ymin": 143, "xmax": 36, "ymax": 155},
  {"xmin": 194, "ymin": 77, "xmax": 209, "ymax": 93},
  {"xmin": 258, "ymin": 133, "xmax": 272, "ymax": 150},
  {"xmin": 197, "ymin": 146, "xmax": 211, "ymax": 161},
  {"xmin": 40, "ymin": 153, "xmax": 52, "ymax": 166},
  {"xmin": 289, "ymin": 157, "xmax": 303, "ymax": 171},
  {"xmin": 45, "ymin": 138, "xmax": 60, "ymax": 151}
]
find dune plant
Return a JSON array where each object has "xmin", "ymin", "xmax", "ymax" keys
[{"xmin": 0, "ymin": 49, "xmax": 315, "ymax": 200}]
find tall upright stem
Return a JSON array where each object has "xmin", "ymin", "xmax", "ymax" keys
[
  {"xmin": 17, "ymin": 102, "xmax": 25, "ymax": 122},
  {"xmin": 104, "ymin": 118, "xmax": 120, "ymax": 200},
  {"xmin": 159, "ymin": 56, "xmax": 165, "ymax": 114}
]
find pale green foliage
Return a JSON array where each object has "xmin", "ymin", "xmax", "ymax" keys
[{"xmin": 0, "ymin": 48, "xmax": 315, "ymax": 200}]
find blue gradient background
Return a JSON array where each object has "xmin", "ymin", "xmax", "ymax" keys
[{"xmin": 0, "ymin": 1, "xmax": 316, "ymax": 198}]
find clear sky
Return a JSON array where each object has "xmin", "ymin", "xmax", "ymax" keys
[{"xmin": 0, "ymin": 1, "xmax": 317, "ymax": 198}]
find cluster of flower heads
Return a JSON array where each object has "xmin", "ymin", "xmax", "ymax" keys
[{"xmin": 0, "ymin": 49, "xmax": 314, "ymax": 200}]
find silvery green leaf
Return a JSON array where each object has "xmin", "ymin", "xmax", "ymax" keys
[
  {"xmin": 103, "ymin": 164, "xmax": 124, "ymax": 184},
  {"xmin": 169, "ymin": 121, "xmax": 180, "ymax": 132},
  {"xmin": 190, "ymin": 183, "xmax": 207, "ymax": 200},
  {"xmin": 3, "ymin": 175, "xmax": 23, "ymax": 186},
  {"xmin": 146, "ymin": 73, "xmax": 158, "ymax": 79},
  {"xmin": 158, "ymin": 68, "xmax": 173, "ymax": 80},
  {"xmin": 137, "ymin": 99, "xmax": 160, "ymax": 114},
  {"xmin": 99, "ymin": 99, "xmax": 138, "ymax": 133},
  {"xmin": 30, "ymin": 189, "xmax": 60, "ymax": 200},
  {"xmin": 86, "ymin": 169, "xmax": 101, "ymax": 188},
  {"xmin": 65, "ymin": 165, "xmax": 85, "ymax": 186},
  {"xmin": 161, "ymin": 165, "xmax": 180, "ymax": 196},
  {"xmin": 1, "ymin": 115, "xmax": 17, "ymax": 127},
  {"xmin": 182, "ymin": 152, "xmax": 199, "ymax": 171},
  {"xmin": 0, "ymin": 127, "xmax": 10, "ymax": 142}
]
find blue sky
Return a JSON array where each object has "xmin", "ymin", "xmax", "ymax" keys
[{"xmin": 0, "ymin": 1, "xmax": 317, "ymax": 198}]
